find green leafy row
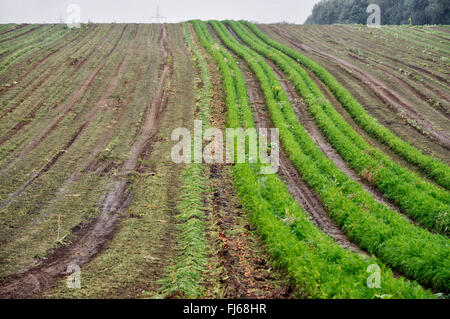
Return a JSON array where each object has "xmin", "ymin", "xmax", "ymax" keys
[
  {"xmin": 156, "ymin": 163, "xmax": 211, "ymax": 298},
  {"xmin": 192, "ymin": 20, "xmax": 433, "ymax": 298},
  {"xmin": 229, "ymin": 21, "xmax": 450, "ymax": 236},
  {"xmin": 209, "ymin": 20, "xmax": 449, "ymax": 292},
  {"xmin": 242, "ymin": 22, "xmax": 450, "ymax": 191}
]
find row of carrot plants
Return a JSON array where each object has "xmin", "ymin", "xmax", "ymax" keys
[
  {"xmin": 209, "ymin": 20, "xmax": 449, "ymax": 292},
  {"xmin": 229, "ymin": 21, "xmax": 450, "ymax": 236},
  {"xmin": 192, "ymin": 20, "xmax": 433, "ymax": 298},
  {"xmin": 242, "ymin": 22, "xmax": 450, "ymax": 191}
]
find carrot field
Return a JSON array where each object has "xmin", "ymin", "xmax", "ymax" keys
[{"xmin": 0, "ymin": 21, "xmax": 448, "ymax": 299}]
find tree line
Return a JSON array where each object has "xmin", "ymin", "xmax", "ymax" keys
[{"xmin": 305, "ymin": 0, "xmax": 450, "ymax": 25}]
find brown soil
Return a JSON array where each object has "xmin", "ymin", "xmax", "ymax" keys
[
  {"xmin": 269, "ymin": 25, "xmax": 450, "ymax": 150},
  {"xmin": 0, "ymin": 24, "xmax": 172, "ymax": 299}
]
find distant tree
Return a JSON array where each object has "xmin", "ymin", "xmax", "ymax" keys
[{"xmin": 305, "ymin": 0, "xmax": 450, "ymax": 25}]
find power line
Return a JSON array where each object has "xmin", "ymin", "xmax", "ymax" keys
[{"xmin": 149, "ymin": 5, "xmax": 167, "ymax": 23}]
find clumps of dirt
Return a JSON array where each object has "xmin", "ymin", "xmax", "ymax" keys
[
  {"xmin": 69, "ymin": 57, "xmax": 80, "ymax": 66},
  {"xmin": 208, "ymin": 163, "xmax": 293, "ymax": 299}
]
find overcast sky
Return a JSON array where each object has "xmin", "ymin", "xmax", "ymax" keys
[{"xmin": 0, "ymin": 0, "xmax": 322, "ymax": 24}]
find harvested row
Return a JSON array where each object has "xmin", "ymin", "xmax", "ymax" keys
[
  {"xmin": 0, "ymin": 24, "xmax": 26, "ymax": 37},
  {"xmin": 1, "ymin": 25, "xmax": 141, "ymax": 208},
  {"xmin": 381, "ymin": 26, "xmax": 450, "ymax": 56},
  {"xmin": 0, "ymin": 25, "xmax": 128, "ymax": 176},
  {"xmin": 0, "ymin": 24, "xmax": 147, "ymax": 279},
  {"xmin": 43, "ymin": 24, "xmax": 200, "ymax": 298},
  {"xmin": 193, "ymin": 20, "xmax": 432, "ymax": 298},
  {"xmin": 0, "ymin": 24, "xmax": 109, "ymax": 138},
  {"xmin": 0, "ymin": 24, "xmax": 43, "ymax": 44},
  {"xmin": 0, "ymin": 25, "xmax": 70, "ymax": 76},
  {"xmin": 0, "ymin": 24, "xmax": 95, "ymax": 89},
  {"xmin": 0, "ymin": 24, "xmax": 172, "ymax": 298},
  {"xmin": 209, "ymin": 20, "xmax": 449, "ymax": 292},
  {"xmin": 246, "ymin": 23, "xmax": 450, "ymax": 191}
]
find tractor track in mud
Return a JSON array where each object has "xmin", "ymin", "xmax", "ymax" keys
[
  {"xmin": 0, "ymin": 25, "xmax": 129, "ymax": 177},
  {"xmin": 269, "ymin": 25, "xmax": 450, "ymax": 150},
  {"xmin": 0, "ymin": 24, "xmax": 172, "ymax": 299}
]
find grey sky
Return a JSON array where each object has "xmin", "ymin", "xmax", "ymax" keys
[{"xmin": 0, "ymin": 0, "xmax": 322, "ymax": 24}]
